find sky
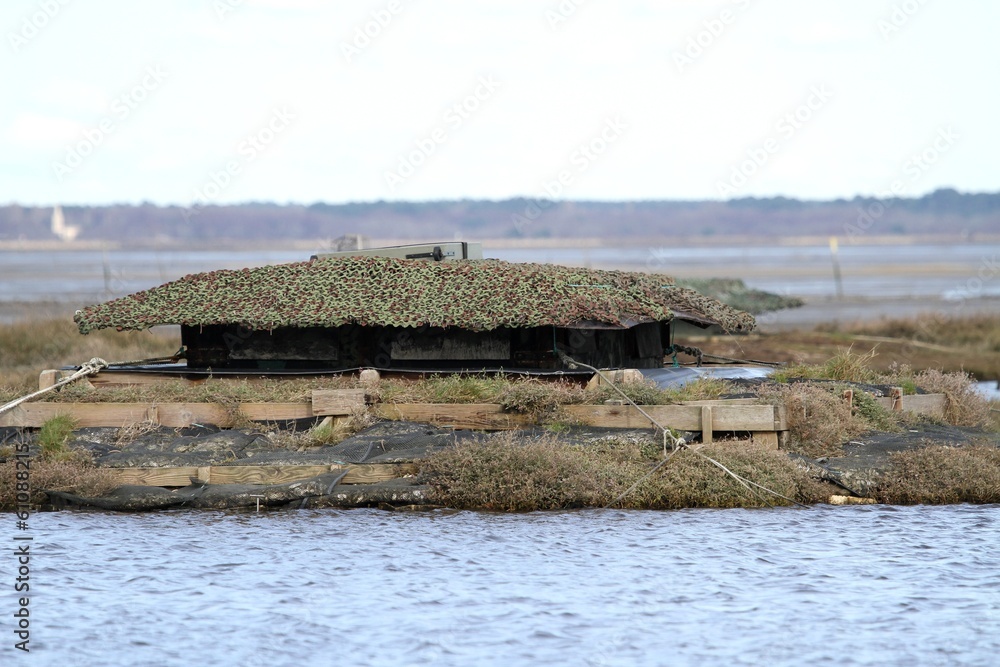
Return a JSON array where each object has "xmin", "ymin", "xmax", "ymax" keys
[{"xmin": 1, "ymin": 0, "xmax": 997, "ymax": 207}]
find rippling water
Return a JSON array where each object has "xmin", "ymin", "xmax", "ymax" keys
[{"xmin": 11, "ymin": 505, "xmax": 1000, "ymax": 666}]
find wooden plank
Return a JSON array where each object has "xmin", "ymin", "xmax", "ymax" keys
[
  {"xmin": 0, "ymin": 402, "xmax": 312, "ymax": 428},
  {"xmin": 114, "ymin": 467, "xmax": 202, "ymax": 486},
  {"xmin": 701, "ymin": 406, "xmax": 713, "ymax": 444},
  {"xmin": 561, "ymin": 404, "xmax": 777, "ymax": 431},
  {"xmin": 774, "ymin": 404, "xmax": 788, "ymax": 431},
  {"xmin": 88, "ymin": 372, "xmax": 205, "ymax": 388},
  {"xmin": 750, "ymin": 431, "xmax": 779, "ymax": 450},
  {"xmin": 2, "ymin": 403, "xmax": 154, "ymax": 428},
  {"xmin": 902, "ymin": 393, "xmax": 946, "ymax": 418},
  {"xmin": 681, "ymin": 398, "xmax": 759, "ymax": 406},
  {"xmin": 207, "ymin": 465, "xmax": 334, "ymax": 485},
  {"xmin": 337, "ymin": 463, "xmax": 418, "ymax": 485},
  {"xmin": 312, "ymin": 389, "xmax": 367, "ymax": 416},
  {"xmin": 108, "ymin": 463, "xmax": 418, "ymax": 487},
  {"xmin": 241, "ymin": 403, "xmax": 314, "ymax": 422},
  {"xmin": 374, "ymin": 403, "xmax": 535, "ymax": 430},
  {"xmin": 874, "ymin": 393, "xmax": 946, "ymax": 419}
]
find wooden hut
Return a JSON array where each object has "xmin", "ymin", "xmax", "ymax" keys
[{"xmin": 74, "ymin": 256, "xmax": 755, "ymax": 372}]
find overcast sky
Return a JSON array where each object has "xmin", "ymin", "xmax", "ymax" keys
[{"xmin": 2, "ymin": 0, "xmax": 997, "ymax": 207}]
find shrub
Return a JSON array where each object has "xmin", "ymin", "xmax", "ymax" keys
[
  {"xmin": 911, "ymin": 369, "xmax": 992, "ymax": 428},
  {"xmin": 0, "ymin": 459, "xmax": 119, "ymax": 510},
  {"xmin": 756, "ymin": 383, "xmax": 868, "ymax": 458},
  {"xmin": 875, "ymin": 444, "xmax": 1000, "ymax": 504},
  {"xmin": 38, "ymin": 415, "xmax": 78, "ymax": 461},
  {"xmin": 419, "ymin": 434, "xmax": 824, "ymax": 511}
]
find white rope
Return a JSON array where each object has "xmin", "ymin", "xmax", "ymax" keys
[
  {"xmin": 554, "ymin": 349, "xmax": 685, "ymax": 450},
  {"xmin": 0, "ymin": 357, "xmax": 108, "ymax": 417},
  {"xmin": 557, "ymin": 348, "xmax": 806, "ymax": 509}
]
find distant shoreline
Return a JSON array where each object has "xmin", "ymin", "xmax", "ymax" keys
[{"xmin": 1, "ymin": 233, "xmax": 998, "ymax": 252}]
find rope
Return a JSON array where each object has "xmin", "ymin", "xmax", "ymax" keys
[
  {"xmin": 555, "ymin": 348, "xmax": 684, "ymax": 451},
  {"xmin": 700, "ymin": 352, "xmax": 784, "ymax": 368},
  {"xmin": 0, "ymin": 348, "xmax": 185, "ymax": 418},
  {"xmin": 0, "ymin": 357, "xmax": 109, "ymax": 417},
  {"xmin": 557, "ymin": 348, "xmax": 806, "ymax": 510}
]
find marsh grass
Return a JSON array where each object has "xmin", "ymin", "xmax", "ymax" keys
[
  {"xmin": 772, "ymin": 347, "xmax": 884, "ymax": 384},
  {"xmin": 420, "ymin": 433, "xmax": 825, "ymax": 511},
  {"xmin": 875, "ymin": 443, "xmax": 1000, "ymax": 504},
  {"xmin": 0, "ymin": 459, "xmax": 119, "ymax": 510},
  {"xmin": 0, "ymin": 317, "xmax": 178, "ymax": 401},
  {"xmin": 821, "ymin": 313, "xmax": 1000, "ymax": 352},
  {"xmin": 765, "ymin": 347, "xmax": 992, "ymax": 432},
  {"xmin": 755, "ymin": 383, "xmax": 871, "ymax": 458},
  {"xmin": 38, "ymin": 415, "xmax": 79, "ymax": 461}
]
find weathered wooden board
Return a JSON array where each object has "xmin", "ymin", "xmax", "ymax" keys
[
  {"xmin": 312, "ymin": 389, "xmax": 367, "ymax": 416},
  {"xmin": 109, "ymin": 463, "xmax": 417, "ymax": 487},
  {"xmin": 560, "ymin": 404, "xmax": 778, "ymax": 431},
  {"xmin": 0, "ymin": 402, "xmax": 313, "ymax": 428},
  {"xmin": 680, "ymin": 398, "xmax": 760, "ymax": 406},
  {"xmin": 374, "ymin": 403, "xmax": 535, "ymax": 430},
  {"xmin": 0, "ymin": 403, "xmax": 153, "ymax": 428},
  {"xmin": 874, "ymin": 393, "xmax": 946, "ymax": 419}
]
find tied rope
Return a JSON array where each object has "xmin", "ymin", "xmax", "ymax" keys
[
  {"xmin": 555, "ymin": 348, "xmax": 806, "ymax": 510},
  {"xmin": 0, "ymin": 347, "xmax": 185, "ymax": 418},
  {"xmin": 0, "ymin": 357, "xmax": 108, "ymax": 417}
]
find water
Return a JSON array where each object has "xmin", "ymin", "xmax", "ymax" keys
[
  {"xmin": 977, "ymin": 381, "xmax": 1000, "ymax": 400},
  {"xmin": 2, "ymin": 243, "xmax": 998, "ymax": 306},
  {"xmin": 11, "ymin": 504, "xmax": 1000, "ymax": 666}
]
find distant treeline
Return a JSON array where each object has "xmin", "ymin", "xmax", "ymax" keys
[{"xmin": 2, "ymin": 188, "xmax": 997, "ymax": 243}]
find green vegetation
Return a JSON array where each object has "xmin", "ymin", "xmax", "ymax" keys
[{"xmin": 38, "ymin": 415, "xmax": 79, "ymax": 462}]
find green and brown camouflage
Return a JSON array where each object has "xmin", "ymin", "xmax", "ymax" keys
[{"xmin": 74, "ymin": 256, "xmax": 756, "ymax": 334}]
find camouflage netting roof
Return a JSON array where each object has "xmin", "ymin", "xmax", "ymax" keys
[{"xmin": 74, "ymin": 257, "xmax": 756, "ymax": 334}]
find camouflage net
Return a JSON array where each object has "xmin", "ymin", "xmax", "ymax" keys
[{"xmin": 75, "ymin": 257, "xmax": 755, "ymax": 334}]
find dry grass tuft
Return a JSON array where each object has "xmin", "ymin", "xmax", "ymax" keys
[
  {"xmin": 0, "ymin": 317, "xmax": 179, "ymax": 401},
  {"xmin": 0, "ymin": 459, "xmax": 120, "ymax": 510},
  {"xmin": 420, "ymin": 434, "xmax": 824, "ymax": 511},
  {"xmin": 910, "ymin": 369, "xmax": 993, "ymax": 428},
  {"xmin": 875, "ymin": 444, "xmax": 1000, "ymax": 504},
  {"xmin": 756, "ymin": 383, "xmax": 870, "ymax": 458}
]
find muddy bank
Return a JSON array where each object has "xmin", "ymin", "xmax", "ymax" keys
[{"xmin": 5, "ymin": 418, "xmax": 998, "ymax": 512}]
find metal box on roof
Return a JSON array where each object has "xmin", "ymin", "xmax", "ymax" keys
[{"xmin": 312, "ymin": 241, "xmax": 483, "ymax": 262}]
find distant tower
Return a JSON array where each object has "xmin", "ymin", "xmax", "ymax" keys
[{"xmin": 51, "ymin": 205, "xmax": 81, "ymax": 242}]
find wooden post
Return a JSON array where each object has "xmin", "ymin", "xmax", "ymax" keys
[
  {"xmin": 890, "ymin": 387, "xmax": 903, "ymax": 412},
  {"xmin": 38, "ymin": 370, "xmax": 59, "ymax": 390},
  {"xmin": 701, "ymin": 405, "xmax": 713, "ymax": 444},
  {"xmin": 842, "ymin": 389, "xmax": 853, "ymax": 414}
]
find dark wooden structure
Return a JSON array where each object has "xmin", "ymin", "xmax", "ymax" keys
[{"xmin": 181, "ymin": 321, "xmax": 669, "ymax": 371}]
